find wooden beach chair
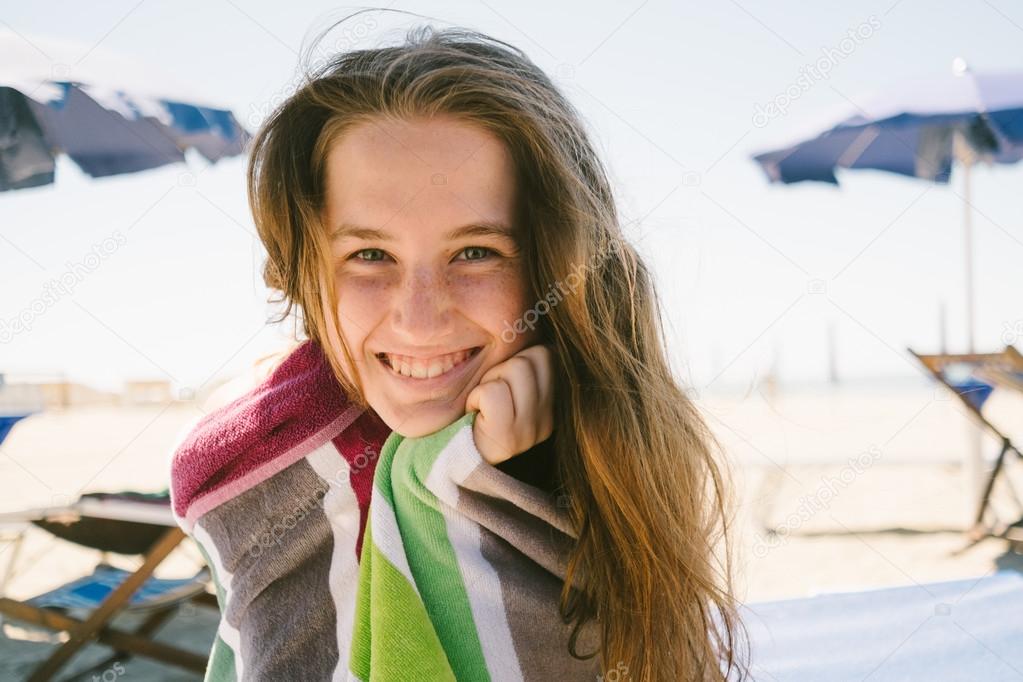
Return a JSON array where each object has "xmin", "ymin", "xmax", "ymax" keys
[
  {"xmin": 908, "ymin": 345, "xmax": 1023, "ymax": 545},
  {"xmin": 0, "ymin": 490, "xmax": 216, "ymax": 681}
]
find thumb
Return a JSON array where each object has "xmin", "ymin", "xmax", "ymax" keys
[{"xmin": 465, "ymin": 384, "xmax": 482, "ymax": 415}]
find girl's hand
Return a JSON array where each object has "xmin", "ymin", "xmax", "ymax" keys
[{"xmin": 465, "ymin": 344, "xmax": 554, "ymax": 465}]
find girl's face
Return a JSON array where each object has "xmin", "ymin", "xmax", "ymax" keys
[{"xmin": 322, "ymin": 115, "xmax": 540, "ymax": 437}]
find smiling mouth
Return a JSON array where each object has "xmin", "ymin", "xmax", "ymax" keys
[{"xmin": 376, "ymin": 347, "xmax": 482, "ymax": 379}]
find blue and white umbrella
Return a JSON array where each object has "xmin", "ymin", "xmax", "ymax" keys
[
  {"xmin": 752, "ymin": 63, "xmax": 1023, "ymax": 352},
  {"xmin": 0, "ymin": 78, "xmax": 250, "ymax": 192},
  {"xmin": 0, "ymin": 33, "xmax": 251, "ymax": 437},
  {"xmin": 0, "ymin": 30, "xmax": 250, "ymax": 192}
]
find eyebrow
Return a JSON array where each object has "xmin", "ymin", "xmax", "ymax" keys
[{"xmin": 331, "ymin": 221, "xmax": 516, "ymax": 242}]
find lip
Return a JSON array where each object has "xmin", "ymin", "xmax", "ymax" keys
[{"xmin": 375, "ymin": 346, "xmax": 484, "ymax": 393}]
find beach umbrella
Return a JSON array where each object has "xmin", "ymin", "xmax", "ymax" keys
[
  {"xmin": 0, "ymin": 79, "xmax": 250, "ymax": 191},
  {"xmin": 0, "ymin": 33, "xmax": 251, "ymax": 438},
  {"xmin": 0, "ymin": 31, "xmax": 250, "ymax": 192},
  {"xmin": 752, "ymin": 61, "xmax": 1023, "ymax": 353}
]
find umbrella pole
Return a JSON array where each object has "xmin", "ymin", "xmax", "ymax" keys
[
  {"xmin": 962, "ymin": 149, "xmax": 975, "ymax": 354},
  {"xmin": 955, "ymin": 130, "xmax": 984, "ymax": 523}
]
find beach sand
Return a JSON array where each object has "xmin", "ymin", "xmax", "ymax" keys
[{"xmin": 1, "ymin": 379, "xmax": 1021, "ymax": 678}]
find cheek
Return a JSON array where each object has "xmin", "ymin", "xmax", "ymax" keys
[
  {"xmin": 450, "ymin": 267, "xmax": 533, "ymax": 339},
  {"xmin": 333, "ymin": 276, "xmax": 391, "ymax": 351}
]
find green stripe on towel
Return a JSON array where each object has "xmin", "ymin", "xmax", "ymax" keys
[{"xmin": 350, "ymin": 412, "xmax": 494, "ymax": 680}]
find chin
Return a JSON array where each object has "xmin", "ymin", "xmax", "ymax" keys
[{"xmin": 376, "ymin": 401, "xmax": 467, "ymax": 438}]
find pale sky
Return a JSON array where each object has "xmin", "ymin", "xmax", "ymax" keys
[{"xmin": 1, "ymin": 1, "xmax": 1021, "ymax": 394}]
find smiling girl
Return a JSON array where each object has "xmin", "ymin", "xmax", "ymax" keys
[
  {"xmin": 171, "ymin": 22, "xmax": 749, "ymax": 682},
  {"xmin": 320, "ymin": 113, "xmax": 552, "ymax": 458}
]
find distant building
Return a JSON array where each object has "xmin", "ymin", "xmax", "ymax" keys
[
  {"xmin": 0, "ymin": 374, "xmax": 118, "ymax": 410},
  {"xmin": 38, "ymin": 381, "xmax": 119, "ymax": 408},
  {"xmin": 121, "ymin": 379, "xmax": 173, "ymax": 405}
]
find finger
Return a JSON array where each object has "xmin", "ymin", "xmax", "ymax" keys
[
  {"xmin": 472, "ymin": 378, "xmax": 515, "ymax": 427},
  {"xmin": 465, "ymin": 383, "xmax": 481, "ymax": 414},
  {"xmin": 512, "ymin": 345, "xmax": 555, "ymax": 440},
  {"xmin": 471, "ymin": 379, "xmax": 515, "ymax": 459},
  {"xmin": 482, "ymin": 356, "xmax": 540, "ymax": 441},
  {"xmin": 521, "ymin": 344, "xmax": 554, "ymax": 412},
  {"xmin": 479, "ymin": 345, "xmax": 552, "ymax": 412},
  {"xmin": 466, "ymin": 356, "xmax": 523, "ymax": 421},
  {"xmin": 465, "ymin": 353, "xmax": 524, "ymax": 414},
  {"xmin": 472, "ymin": 345, "xmax": 555, "ymax": 446}
]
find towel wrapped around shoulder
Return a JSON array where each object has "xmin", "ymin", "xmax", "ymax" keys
[{"xmin": 169, "ymin": 340, "xmax": 602, "ymax": 681}]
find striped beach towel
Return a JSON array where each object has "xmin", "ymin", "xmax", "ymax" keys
[
  {"xmin": 170, "ymin": 340, "xmax": 602, "ymax": 680},
  {"xmin": 350, "ymin": 411, "xmax": 601, "ymax": 680}
]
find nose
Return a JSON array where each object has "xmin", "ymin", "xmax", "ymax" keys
[{"xmin": 390, "ymin": 264, "xmax": 453, "ymax": 344}]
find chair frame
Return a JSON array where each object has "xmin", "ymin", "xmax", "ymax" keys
[
  {"xmin": 908, "ymin": 345, "xmax": 1023, "ymax": 543},
  {"xmin": 0, "ymin": 516, "xmax": 216, "ymax": 681}
]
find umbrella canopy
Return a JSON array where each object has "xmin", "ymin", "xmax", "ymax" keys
[
  {"xmin": 750, "ymin": 66, "xmax": 1023, "ymax": 509},
  {"xmin": 753, "ymin": 68, "xmax": 1023, "ymax": 185},
  {"xmin": 750, "ymin": 65, "xmax": 1023, "ymax": 355},
  {"xmin": 0, "ymin": 79, "xmax": 250, "ymax": 192}
]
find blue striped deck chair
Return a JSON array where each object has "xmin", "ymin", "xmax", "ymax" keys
[
  {"xmin": 23, "ymin": 562, "xmax": 210, "ymax": 615},
  {"xmin": 0, "ymin": 491, "xmax": 217, "ymax": 681},
  {"xmin": 908, "ymin": 345, "xmax": 1023, "ymax": 545}
]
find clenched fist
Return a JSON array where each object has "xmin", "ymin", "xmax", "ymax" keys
[{"xmin": 465, "ymin": 344, "xmax": 554, "ymax": 465}]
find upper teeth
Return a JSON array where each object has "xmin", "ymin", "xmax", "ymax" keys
[{"xmin": 384, "ymin": 349, "xmax": 473, "ymax": 379}]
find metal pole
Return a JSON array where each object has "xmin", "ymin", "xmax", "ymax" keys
[
  {"xmin": 963, "ymin": 152, "xmax": 975, "ymax": 354},
  {"xmin": 954, "ymin": 129, "xmax": 984, "ymax": 524},
  {"xmin": 938, "ymin": 300, "xmax": 947, "ymax": 354},
  {"xmin": 827, "ymin": 320, "xmax": 838, "ymax": 384}
]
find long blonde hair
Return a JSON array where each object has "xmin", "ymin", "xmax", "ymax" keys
[{"xmin": 247, "ymin": 17, "xmax": 751, "ymax": 680}]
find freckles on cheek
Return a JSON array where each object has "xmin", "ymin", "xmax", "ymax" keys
[
  {"xmin": 453, "ymin": 268, "xmax": 532, "ymax": 322},
  {"xmin": 338, "ymin": 276, "xmax": 390, "ymax": 303},
  {"xmin": 334, "ymin": 276, "xmax": 391, "ymax": 344}
]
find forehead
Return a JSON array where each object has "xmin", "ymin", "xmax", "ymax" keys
[{"xmin": 322, "ymin": 116, "xmax": 518, "ymax": 234}]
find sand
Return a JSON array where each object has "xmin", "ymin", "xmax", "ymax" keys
[{"xmin": 1, "ymin": 378, "xmax": 1021, "ymax": 678}]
